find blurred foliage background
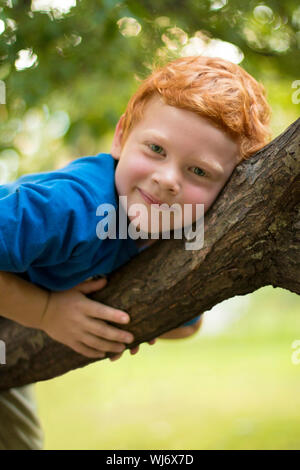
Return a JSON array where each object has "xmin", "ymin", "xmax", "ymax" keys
[
  {"xmin": 0, "ymin": 0, "xmax": 299, "ymax": 450},
  {"xmin": 0, "ymin": 0, "xmax": 299, "ymax": 178}
]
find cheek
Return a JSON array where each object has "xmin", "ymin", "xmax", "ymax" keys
[
  {"xmin": 182, "ymin": 185, "xmax": 221, "ymax": 215},
  {"xmin": 132, "ymin": 159, "xmax": 152, "ymax": 181},
  {"xmin": 121, "ymin": 154, "xmax": 154, "ymax": 184},
  {"xmin": 115, "ymin": 153, "xmax": 154, "ymax": 198},
  {"xmin": 182, "ymin": 186, "xmax": 207, "ymax": 206}
]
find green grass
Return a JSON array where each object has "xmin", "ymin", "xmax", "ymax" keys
[{"xmin": 36, "ymin": 286, "xmax": 300, "ymax": 449}]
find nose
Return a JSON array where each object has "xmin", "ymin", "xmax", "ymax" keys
[{"xmin": 151, "ymin": 164, "xmax": 181, "ymax": 196}]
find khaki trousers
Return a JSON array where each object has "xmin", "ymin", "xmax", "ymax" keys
[{"xmin": 0, "ymin": 384, "xmax": 44, "ymax": 450}]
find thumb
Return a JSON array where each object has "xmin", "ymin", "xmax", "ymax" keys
[{"xmin": 74, "ymin": 277, "xmax": 108, "ymax": 294}]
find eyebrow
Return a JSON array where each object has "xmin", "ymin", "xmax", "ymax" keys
[{"xmin": 142, "ymin": 130, "xmax": 225, "ymax": 178}]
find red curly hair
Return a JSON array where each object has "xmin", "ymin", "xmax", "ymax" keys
[{"xmin": 120, "ymin": 56, "xmax": 272, "ymax": 161}]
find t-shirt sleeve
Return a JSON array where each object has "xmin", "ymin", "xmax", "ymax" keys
[
  {"xmin": 0, "ymin": 179, "xmax": 97, "ymax": 272},
  {"xmin": 181, "ymin": 314, "xmax": 203, "ymax": 327}
]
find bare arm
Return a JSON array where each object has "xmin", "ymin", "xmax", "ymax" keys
[
  {"xmin": 0, "ymin": 271, "xmax": 134, "ymax": 357},
  {"xmin": 158, "ymin": 316, "xmax": 203, "ymax": 339},
  {"xmin": 0, "ymin": 271, "xmax": 49, "ymax": 329}
]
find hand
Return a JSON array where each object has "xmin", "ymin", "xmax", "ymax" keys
[
  {"xmin": 158, "ymin": 316, "xmax": 204, "ymax": 339},
  {"xmin": 109, "ymin": 338, "xmax": 157, "ymax": 362},
  {"xmin": 40, "ymin": 277, "xmax": 134, "ymax": 358}
]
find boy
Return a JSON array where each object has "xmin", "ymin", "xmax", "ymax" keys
[{"xmin": 0, "ymin": 56, "xmax": 271, "ymax": 449}]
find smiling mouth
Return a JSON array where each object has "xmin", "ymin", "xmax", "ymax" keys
[{"xmin": 138, "ymin": 188, "xmax": 164, "ymax": 205}]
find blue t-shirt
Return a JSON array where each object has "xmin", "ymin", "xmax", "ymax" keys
[{"xmin": 0, "ymin": 152, "xmax": 200, "ymax": 326}]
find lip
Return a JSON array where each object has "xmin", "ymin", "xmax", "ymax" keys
[{"xmin": 138, "ymin": 188, "xmax": 164, "ymax": 205}]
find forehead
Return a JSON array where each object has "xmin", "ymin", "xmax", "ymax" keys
[{"xmin": 131, "ymin": 95, "xmax": 240, "ymax": 171}]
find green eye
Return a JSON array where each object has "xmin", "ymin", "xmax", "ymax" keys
[
  {"xmin": 193, "ymin": 167, "xmax": 206, "ymax": 177},
  {"xmin": 149, "ymin": 144, "xmax": 164, "ymax": 154}
]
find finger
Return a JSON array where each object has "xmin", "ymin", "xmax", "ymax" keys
[
  {"xmin": 82, "ymin": 333, "xmax": 127, "ymax": 354},
  {"xmin": 109, "ymin": 352, "xmax": 124, "ymax": 362},
  {"xmin": 74, "ymin": 342, "xmax": 107, "ymax": 359},
  {"xmin": 130, "ymin": 345, "xmax": 140, "ymax": 355},
  {"xmin": 87, "ymin": 301, "xmax": 131, "ymax": 325},
  {"xmin": 148, "ymin": 339, "xmax": 157, "ymax": 345},
  {"xmin": 85, "ymin": 317, "xmax": 134, "ymax": 344},
  {"xmin": 74, "ymin": 277, "xmax": 108, "ymax": 295}
]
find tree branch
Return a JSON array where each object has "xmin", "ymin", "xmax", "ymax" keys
[{"xmin": 0, "ymin": 118, "xmax": 299, "ymax": 390}]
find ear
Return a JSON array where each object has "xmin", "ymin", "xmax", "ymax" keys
[{"xmin": 111, "ymin": 114, "xmax": 125, "ymax": 160}]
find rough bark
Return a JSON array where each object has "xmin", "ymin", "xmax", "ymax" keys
[{"xmin": 0, "ymin": 118, "xmax": 299, "ymax": 391}]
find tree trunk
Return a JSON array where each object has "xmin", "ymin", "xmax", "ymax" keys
[{"xmin": 0, "ymin": 118, "xmax": 299, "ymax": 391}]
